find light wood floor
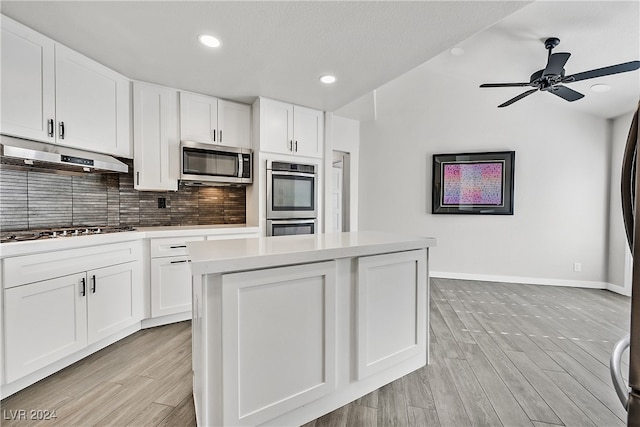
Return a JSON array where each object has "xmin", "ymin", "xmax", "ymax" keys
[{"xmin": 1, "ymin": 278, "xmax": 631, "ymax": 426}]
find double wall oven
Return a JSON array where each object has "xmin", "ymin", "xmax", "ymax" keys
[{"xmin": 266, "ymin": 160, "xmax": 318, "ymax": 236}]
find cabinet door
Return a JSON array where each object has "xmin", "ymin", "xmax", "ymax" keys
[
  {"xmin": 218, "ymin": 100, "xmax": 251, "ymax": 148},
  {"xmin": 4, "ymin": 273, "xmax": 88, "ymax": 382},
  {"xmin": 220, "ymin": 261, "xmax": 336, "ymax": 425},
  {"xmin": 151, "ymin": 256, "xmax": 193, "ymax": 317},
  {"xmin": 55, "ymin": 44, "xmax": 131, "ymax": 157},
  {"xmin": 259, "ymin": 98, "xmax": 293, "ymax": 154},
  {"xmin": 180, "ymin": 92, "xmax": 218, "ymax": 144},
  {"xmin": 87, "ymin": 261, "xmax": 142, "ymax": 343},
  {"xmin": 133, "ymin": 82, "xmax": 179, "ymax": 191},
  {"xmin": 356, "ymin": 250, "xmax": 427, "ymax": 379},
  {"xmin": 293, "ymin": 105, "xmax": 324, "ymax": 158},
  {"xmin": 0, "ymin": 16, "xmax": 55, "ymax": 142}
]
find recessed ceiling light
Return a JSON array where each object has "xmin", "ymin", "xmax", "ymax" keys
[
  {"xmin": 198, "ymin": 34, "xmax": 221, "ymax": 48},
  {"xmin": 590, "ymin": 83, "xmax": 611, "ymax": 93},
  {"xmin": 320, "ymin": 75, "xmax": 336, "ymax": 84},
  {"xmin": 450, "ymin": 47, "xmax": 465, "ymax": 56}
]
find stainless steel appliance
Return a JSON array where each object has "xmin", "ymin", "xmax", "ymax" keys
[
  {"xmin": 1, "ymin": 135, "xmax": 128, "ymax": 173},
  {"xmin": 0, "ymin": 226, "xmax": 136, "ymax": 243},
  {"xmin": 266, "ymin": 160, "xmax": 317, "ymax": 220},
  {"xmin": 180, "ymin": 141, "xmax": 252, "ymax": 186},
  {"xmin": 612, "ymin": 101, "xmax": 640, "ymax": 424},
  {"xmin": 266, "ymin": 218, "xmax": 317, "ymax": 236}
]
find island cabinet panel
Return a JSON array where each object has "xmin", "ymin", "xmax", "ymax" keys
[
  {"xmin": 189, "ymin": 232, "xmax": 435, "ymax": 427},
  {"xmin": 220, "ymin": 261, "xmax": 337, "ymax": 426},
  {"xmin": 356, "ymin": 249, "xmax": 427, "ymax": 379}
]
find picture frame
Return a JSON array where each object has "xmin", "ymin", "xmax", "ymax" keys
[{"xmin": 432, "ymin": 151, "xmax": 515, "ymax": 215}]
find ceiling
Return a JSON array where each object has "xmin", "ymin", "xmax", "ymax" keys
[
  {"xmin": 1, "ymin": 1, "xmax": 637, "ymax": 119},
  {"xmin": 0, "ymin": 1, "xmax": 530, "ymax": 112}
]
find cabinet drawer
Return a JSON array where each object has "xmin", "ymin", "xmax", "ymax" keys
[
  {"xmin": 3, "ymin": 241, "xmax": 141, "ymax": 289},
  {"xmin": 150, "ymin": 236, "xmax": 204, "ymax": 258}
]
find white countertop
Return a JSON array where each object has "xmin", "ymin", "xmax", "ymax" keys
[
  {"xmin": 188, "ymin": 231, "xmax": 437, "ymax": 274},
  {"xmin": 0, "ymin": 224, "xmax": 260, "ymax": 258}
]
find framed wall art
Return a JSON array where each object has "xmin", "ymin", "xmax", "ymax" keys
[{"xmin": 432, "ymin": 151, "xmax": 515, "ymax": 215}]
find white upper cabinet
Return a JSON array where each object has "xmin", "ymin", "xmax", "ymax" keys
[
  {"xmin": 55, "ymin": 44, "xmax": 130, "ymax": 157},
  {"xmin": 292, "ymin": 105, "xmax": 324, "ymax": 158},
  {"xmin": 255, "ymin": 97, "xmax": 323, "ymax": 158},
  {"xmin": 180, "ymin": 92, "xmax": 251, "ymax": 149},
  {"xmin": 0, "ymin": 15, "xmax": 131, "ymax": 158},
  {"xmin": 180, "ymin": 92, "xmax": 218, "ymax": 144},
  {"xmin": 133, "ymin": 81, "xmax": 179, "ymax": 191},
  {"xmin": 218, "ymin": 99, "xmax": 251, "ymax": 149},
  {"xmin": 1, "ymin": 15, "xmax": 55, "ymax": 142}
]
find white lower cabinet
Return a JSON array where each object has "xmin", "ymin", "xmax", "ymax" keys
[
  {"xmin": 150, "ymin": 236, "xmax": 204, "ymax": 318},
  {"xmin": 149, "ymin": 232, "xmax": 260, "ymax": 319},
  {"xmin": 2, "ymin": 241, "xmax": 142, "ymax": 385},
  {"xmin": 150, "ymin": 256, "xmax": 192, "ymax": 317},
  {"xmin": 87, "ymin": 262, "xmax": 142, "ymax": 343},
  {"xmin": 4, "ymin": 273, "xmax": 88, "ymax": 383}
]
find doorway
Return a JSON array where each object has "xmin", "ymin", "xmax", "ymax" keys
[{"xmin": 332, "ymin": 151, "xmax": 350, "ymax": 232}]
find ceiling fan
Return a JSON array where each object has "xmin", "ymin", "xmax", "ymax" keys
[{"xmin": 479, "ymin": 37, "xmax": 640, "ymax": 108}]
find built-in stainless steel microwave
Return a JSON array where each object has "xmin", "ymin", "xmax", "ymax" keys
[{"xmin": 180, "ymin": 141, "xmax": 252, "ymax": 185}]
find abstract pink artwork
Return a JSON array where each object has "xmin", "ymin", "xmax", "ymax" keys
[{"xmin": 442, "ymin": 161, "xmax": 504, "ymax": 206}]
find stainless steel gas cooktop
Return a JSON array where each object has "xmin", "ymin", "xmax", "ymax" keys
[{"xmin": 0, "ymin": 226, "xmax": 136, "ymax": 243}]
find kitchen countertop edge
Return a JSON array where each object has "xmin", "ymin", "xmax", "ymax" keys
[
  {"xmin": 0, "ymin": 224, "xmax": 261, "ymax": 258},
  {"xmin": 188, "ymin": 231, "xmax": 437, "ymax": 275}
]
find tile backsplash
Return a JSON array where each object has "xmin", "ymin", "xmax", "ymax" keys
[{"xmin": 0, "ymin": 159, "xmax": 246, "ymax": 231}]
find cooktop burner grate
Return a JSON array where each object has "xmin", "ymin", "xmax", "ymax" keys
[{"xmin": 0, "ymin": 226, "xmax": 136, "ymax": 243}]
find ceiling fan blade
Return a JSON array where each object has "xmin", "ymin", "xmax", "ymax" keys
[
  {"xmin": 480, "ymin": 82, "xmax": 531, "ymax": 88},
  {"xmin": 549, "ymin": 85, "xmax": 584, "ymax": 102},
  {"xmin": 497, "ymin": 89, "xmax": 538, "ymax": 108},
  {"xmin": 543, "ymin": 52, "xmax": 571, "ymax": 76},
  {"xmin": 564, "ymin": 60, "xmax": 640, "ymax": 83}
]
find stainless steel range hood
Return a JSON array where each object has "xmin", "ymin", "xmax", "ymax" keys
[{"xmin": 0, "ymin": 136, "xmax": 128, "ymax": 173}]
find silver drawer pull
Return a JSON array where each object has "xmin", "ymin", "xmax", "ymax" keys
[
  {"xmin": 170, "ymin": 260, "xmax": 191, "ymax": 264},
  {"xmin": 169, "ymin": 245, "xmax": 187, "ymax": 249}
]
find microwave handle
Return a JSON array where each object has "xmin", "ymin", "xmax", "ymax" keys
[{"xmin": 238, "ymin": 153, "xmax": 243, "ymax": 178}]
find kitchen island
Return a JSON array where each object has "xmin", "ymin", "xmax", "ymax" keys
[{"xmin": 187, "ymin": 231, "xmax": 436, "ymax": 426}]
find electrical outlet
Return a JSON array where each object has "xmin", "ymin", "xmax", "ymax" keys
[
  {"xmin": 573, "ymin": 262, "xmax": 582, "ymax": 272},
  {"xmin": 158, "ymin": 197, "xmax": 167, "ymax": 209}
]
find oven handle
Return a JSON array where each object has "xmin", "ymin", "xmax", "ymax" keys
[
  {"xmin": 268, "ymin": 219, "xmax": 317, "ymax": 225},
  {"xmin": 269, "ymin": 171, "xmax": 316, "ymax": 178}
]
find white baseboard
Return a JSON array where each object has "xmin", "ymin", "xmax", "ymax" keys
[{"xmin": 430, "ymin": 270, "xmax": 618, "ymax": 292}]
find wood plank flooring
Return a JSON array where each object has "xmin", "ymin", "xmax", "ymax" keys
[{"xmin": 1, "ymin": 278, "xmax": 631, "ymax": 426}]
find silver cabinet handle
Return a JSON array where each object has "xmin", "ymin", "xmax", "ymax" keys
[
  {"xmin": 136, "ymin": 171, "xmax": 140, "ymax": 186},
  {"xmin": 610, "ymin": 334, "xmax": 630, "ymax": 409},
  {"xmin": 48, "ymin": 119, "xmax": 54, "ymax": 137},
  {"xmin": 91, "ymin": 275, "xmax": 96, "ymax": 293},
  {"xmin": 219, "ymin": 130, "xmax": 222, "ymax": 143},
  {"xmin": 289, "ymin": 140, "xmax": 293, "ymax": 151},
  {"xmin": 170, "ymin": 259, "xmax": 191, "ymax": 264},
  {"xmin": 59, "ymin": 121, "xmax": 65, "ymax": 139},
  {"xmin": 295, "ymin": 141, "xmax": 298, "ymax": 152},
  {"xmin": 169, "ymin": 245, "xmax": 187, "ymax": 249}
]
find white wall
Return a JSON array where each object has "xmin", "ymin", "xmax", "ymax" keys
[
  {"xmin": 359, "ymin": 55, "xmax": 613, "ymax": 287},
  {"xmin": 608, "ymin": 111, "xmax": 635, "ymax": 295}
]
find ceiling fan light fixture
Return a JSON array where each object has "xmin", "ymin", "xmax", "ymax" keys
[
  {"xmin": 590, "ymin": 83, "xmax": 611, "ymax": 93},
  {"xmin": 450, "ymin": 47, "xmax": 465, "ymax": 56},
  {"xmin": 198, "ymin": 34, "xmax": 221, "ymax": 48},
  {"xmin": 320, "ymin": 75, "xmax": 336, "ymax": 84}
]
